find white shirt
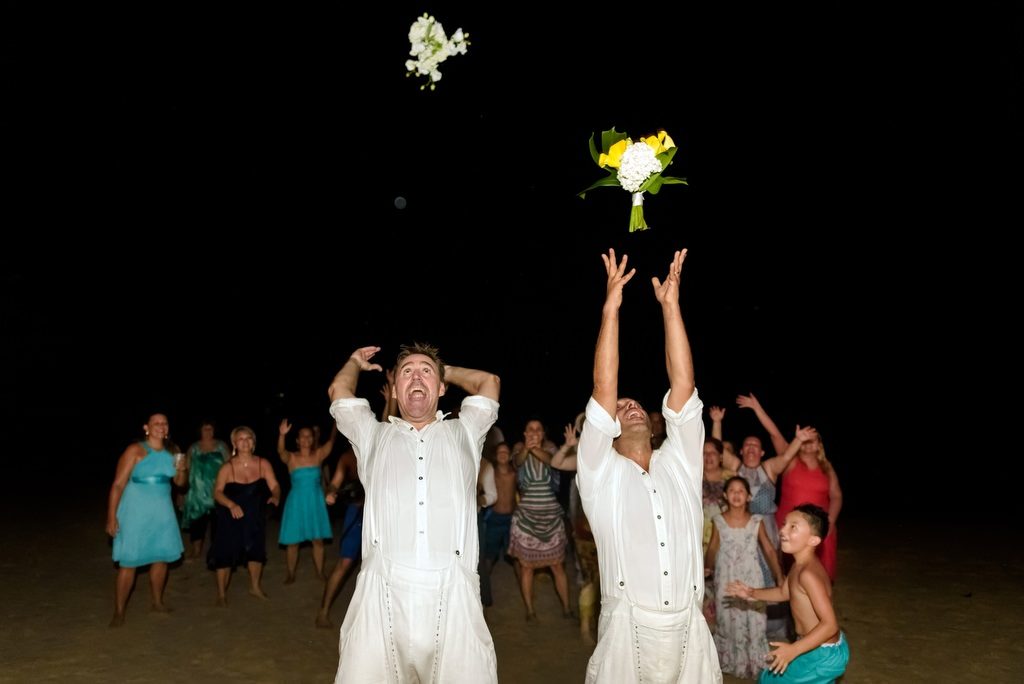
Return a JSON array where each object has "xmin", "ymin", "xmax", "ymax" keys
[
  {"xmin": 330, "ymin": 395, "xmax": 498, "ymax": 570},
  {"xmin": 477, "ymin": 459, "xmax": 497, "ymax": 511},
  {"xmin": 577, "ymin": 389, "xmax": 705, "ymax": 610}
]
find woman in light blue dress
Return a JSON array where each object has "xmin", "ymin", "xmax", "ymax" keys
[
  {"xmin": 106, "ymin": 413, "xmax": 186, "ymax": 627},
  {"xmin": 276, "ymin": 419, "xmax": 337, "ymax": 583}
]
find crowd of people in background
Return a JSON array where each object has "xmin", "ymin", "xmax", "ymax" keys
[{"xmin": 104, "ymin": 247, "xmax": 847, "ymax": 683}]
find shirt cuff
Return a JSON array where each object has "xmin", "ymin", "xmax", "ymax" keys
[
  {"xmin": 329, "ymin": 397, "xmax": 372, "ymax": 420},
  {"xmin": 585, "ymin": 396, "xmax": 621, "ymax": 438},
  {"xmin": 462, "ymin": 395, "xmax": 500, "ymax": 412},
  {"xmin": 661, "ymin": 388, "xmax": 702, "ymax": 425}
]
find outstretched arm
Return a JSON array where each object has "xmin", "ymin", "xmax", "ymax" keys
[
  {"xmin": 379, "ymin": 367, "xmax": 398, "ymax": 421},
  {"xmin": 593, "ymin": 248, "xmax": 636, "ymax": 415},
  {"xmin": 550, "ymin": 423, "xmax": 579, "ymax": 470},
  {"xmin": 328, "ymin": 346, "xmax": 383, "ymax": 401},
  {"xmin": 711, "ymin": 406, "xmax": 740, "ymax": 470},
  {"xmin": 763, "ymin": 425, "xmax": 816, "ymax": 482},
  {"xmin": 444, "ymin": 365, "xmax": 500, "ymax": 402},
  {"xmin": 325, "ymin": 458, "xmax": 346, "ymax": 505},
  {"xmin": 652, "ymin": 249, "xmax": 693, "ymax": 413},
  {"xmin": 736, "ymin": 392, "xmax": 788, "ymax": 455},
  {"xmin": 277, "ymin": 419, "xmax": 292, "ymax": 464},
  {"xmin": 726, "ymin": 577, "xmax": 788, "ymax": 604},
  {"xmin": 316, "ymin": 424, "xmax": 338, "ymax": 462}
]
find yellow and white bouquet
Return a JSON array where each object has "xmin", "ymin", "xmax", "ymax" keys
[
  {"xmin": 405, "ymin": 13, "xmax": 469, "ymax": 90},
  {"xmin": 578, "ymin": 127, "xmax": 687, "ymax": 232}
]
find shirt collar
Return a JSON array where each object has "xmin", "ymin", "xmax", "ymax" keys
[{"xmin": 388, "ymin": 411, "xmax": 450, "ymax": 431}]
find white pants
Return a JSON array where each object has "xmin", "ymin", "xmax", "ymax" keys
[
  {"xmin": 586, "ymin": 596, "xmax": 721, "ymax": 684},
  {"xmin": 335, "ymin": 552, "xmax": 497, "ymax": 683}
]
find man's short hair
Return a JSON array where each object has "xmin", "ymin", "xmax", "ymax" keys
[{"xmin": 396, "ymin": 342, "xmax": 446, "ymax": 382}]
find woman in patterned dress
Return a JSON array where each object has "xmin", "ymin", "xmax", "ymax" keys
[
  {"xmin": 181, "ymin": 420, "xmax": 230, "ymax": 559},
  {"xmin": 508, "ymin": 419, "xmax": 572, "ymax": 620}
]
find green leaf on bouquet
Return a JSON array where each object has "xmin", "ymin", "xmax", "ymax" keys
[
  {"xmin": 588, "ymin": 134, "xmax": 601, "ymax": 165},
  {"xmin": 657, "ymin": 146, "xmax": 679, "ymax": 170},
  {"xmin": 577, "ymin": 174, "xmax": 621, "ymax": 198},
  {"xmin": 642, "ymin": 174, "xmax": 665, "ymax": 194},
  {"xmin": 643, "ymin": 173, "xmax": 688, "ymax": 195},
  {"xmin": 600, "ymin": 128, "xmax": 628, "ymax": 156}
]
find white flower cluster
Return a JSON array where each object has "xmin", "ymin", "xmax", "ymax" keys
[
  {"xmin": 616, "ymin": 142, "xmax": 664, "ymax": 193},
  {"xmin": 405, "ymin": 14, "xmax": 469, "ymax": 90}
]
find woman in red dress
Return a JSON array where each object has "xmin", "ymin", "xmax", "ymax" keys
[{"xmin": 775, "ymin": 430, "xmax": 842, "ymax": 580}]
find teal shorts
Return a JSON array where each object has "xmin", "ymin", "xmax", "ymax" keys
[{"xmin": 758, "ymin": 631, "xmax": 849, "ymax": 684}]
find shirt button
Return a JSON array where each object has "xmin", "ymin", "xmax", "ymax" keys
[
  {"xmin": 619, "ymin": 581, "xmax": 625, "ymax": 587},
  {"xmin": 657, "ymin": 515, "xmax": 662, "ymax": 519},
  {"xmin": 660, "ymin": 542, "xmax": 665, "ymax": 547},
  {"xmin": 664, "ymin": 571, "xmax": 669, "ymax": 576},
  {"xmin": 664, "ymin": 601, "xmax": 669, "ymax": 606},
  {"xmin": 419, "ymin": 501, "xmax": 424, "ymax": 505},
  {"xmin": 455, "ymin": 550, "xmax": 461, "ymax": 556},
  {"xmin": 418, "ymin": 476, "xmax": 423, "ymax": 480},
  {"xmin": 419, "ymin": 456, "xmax": 423, "ymax": 460}
]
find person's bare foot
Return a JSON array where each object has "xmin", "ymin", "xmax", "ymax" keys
[
  {"xmin": 283, "ymin": 574, "xmax": 296, "ymax": 585},
  {"xmin": 109, "ymin": 613, "xmax": 125, "ymax": 628},
  {"xmin": 151, "ymin": 603, "xmax": 173, "ymax": 614},
  {"xmin": 216, "ymin": 596, "xmax": 227, "ymax": 608},
  {"xmin": 249, "ymin": 587, "xmax": 269, "ymax": 599},
  {"xmin": 315, "ymin": 612, "xmax": 333, "ymax": 628}
]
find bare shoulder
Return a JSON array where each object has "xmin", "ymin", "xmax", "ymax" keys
[
  {"xmin": 798, "ymin": 558, "xmax": 832, "ymax": 594},
  {"xmin": 122, "ymin": 442, "xmax": 146, "ymax": 461}
]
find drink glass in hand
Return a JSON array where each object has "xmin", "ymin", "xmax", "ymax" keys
[{"xmin": 173, "ymin": 452, "xmax": 185, "ymax": 469}]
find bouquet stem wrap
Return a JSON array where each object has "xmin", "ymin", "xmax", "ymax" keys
[{"xmin": 630, "ymin": 192, "xmax": 648, "ymax": 232}]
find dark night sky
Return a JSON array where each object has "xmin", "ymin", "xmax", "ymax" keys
[{"xmin": 4, "ymin": 3, "xmax": 1019, "ymax": 514}]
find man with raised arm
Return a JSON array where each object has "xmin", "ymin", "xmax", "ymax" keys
[
  {"xmin": 577, "ymin": 249, "xmax": 722, "ymax": 683},
  {"xmin": 327, "ymin": 343, "xmax": 501, "ymax": 683}
]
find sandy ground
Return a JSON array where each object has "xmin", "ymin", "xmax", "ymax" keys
[{"xmin": 1, "ymin": 491, "xmax": 1022, "ymax": 683}]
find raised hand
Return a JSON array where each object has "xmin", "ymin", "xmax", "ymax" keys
[
  {"xmin": 651, "ymin": 249, "xmax": 687, "ymax": 304},
  {"xmin": 795, "ymin": 425, "xmax": 818, "ymax": 443},
  {"xmin": 709, "ymin": 406, "xmax": 726, "ymax": 421},
  {"xmin": 350, "ymin": 346, "xmax": 384, "ymax": 372},
  {"xmin": 379, "ymin": 367, "xmax": 396, "ymax": 401},
  {"xmin": 736, "ymin": 393, "xmax": 765, "ymax": 411},
  {"xmin": 563, "ymin": 423, "xmax": 579, "ymax": 448},
  {"xmin": 601, "ymin": 248, "xmax": 636, "ymax": 310},
  {"xmin": 279, "ymin": 419, "xmax": 292, "ymax": 436}
]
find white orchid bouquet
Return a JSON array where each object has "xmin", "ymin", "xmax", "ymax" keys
[
  {"xmin": 405, "ymin": 13, "xmax": 469, "ymax": 90},
  {"xmin": 578, "ymin": 127, "xmax": 687, "ymax": 232}
]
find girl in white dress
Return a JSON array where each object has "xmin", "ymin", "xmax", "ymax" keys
[{"xmin": 705, "ymin": 476, "xmax": 784, "ymax": 679}]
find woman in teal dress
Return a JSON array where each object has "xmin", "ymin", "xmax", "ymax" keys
[
  {"xmin": 276, "ymin": 419, "xmax": 337, "ymax": 583},
  {"xmin": 106, "ymin": 413, "xmax": 186, "ymax": 627},
  {"xmin": 181, "ymin": 421, "xmax": 230, "ymax": 559}
]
